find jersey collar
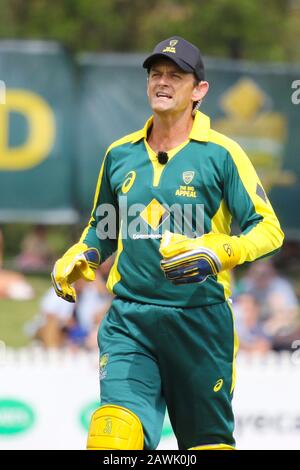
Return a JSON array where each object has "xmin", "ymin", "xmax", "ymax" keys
[
  {"xmin": 131, "ymin": 110, "xmax": 210, "ymax": 144},
  {"xmin": 189, "ymin": 111, "xmax": 210, "ymax": 142}
]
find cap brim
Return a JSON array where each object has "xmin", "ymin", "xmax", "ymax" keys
[{"xmin": 143, "ymin": 53, "xmax": 195, "ymax": 74}]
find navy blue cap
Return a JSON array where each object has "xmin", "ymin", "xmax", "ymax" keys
[{"xmin": 143, "ymin": 36, "xmax": 205, "ymax": 81}]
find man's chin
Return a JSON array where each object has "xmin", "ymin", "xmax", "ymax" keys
[{"xmin": 152, "ymin": 104, "xmax": 173, "ymax": 114}]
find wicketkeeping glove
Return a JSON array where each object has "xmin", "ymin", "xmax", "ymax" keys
[
  {"xmin": 51, "ymin": 242, "xmax": 100, "ymax": 302},
  {"xmin": 159, "ymin": 231, "xmax": 241, "ymax": 285}
]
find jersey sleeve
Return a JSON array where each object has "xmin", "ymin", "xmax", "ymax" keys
[
  {"xmin": 79, "ymin": 150, "xmax": 118, "ymax": 263},
  {"xmin": 223, "ymin": 140, "xmax": 284, "ymax": 264}
]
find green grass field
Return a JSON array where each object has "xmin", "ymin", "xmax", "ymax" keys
[{"xmin": 0, "ymin": 275, "xmax": 51, "ymax": 348}]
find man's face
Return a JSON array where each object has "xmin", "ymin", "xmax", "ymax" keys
[{"xmin": 147, "ymin": 59, "xmax": 198, "ymax": 115}]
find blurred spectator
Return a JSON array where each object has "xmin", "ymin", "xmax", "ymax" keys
[
  {"xmin": 235, "ymin": 259, "xmax": 300, "ymax": 351},
  {"xmin": 264, "ymin": 291, "xmax": 300, "ymax": 351},
  {"xmin": 275, "ymin": 240, "xmax": 300, "ymax": 275},
  {"xmin": 27, "ymin": 272, "xmax": 112, "ymax": 349},
  {"xmin": 236, "ymin": 259, "xmax": 298, "ymax": 316},
  {"xmin": 0, "ymin": 270, "xmax": 34, "ymax": 300},
  {"xmin": 0, "ymin": 227, "xmax": 34, "ymax": 300},
  {"xmin": 15, "ymin": 225, "xmax": 54, "ymax": 272},
  {"xmin": 234, "ymin": 293, "xmax": 272, "ymax": 354},
  {"xmin": 65, "ymin": 276, "xmax": 112, "ymax": 350}
]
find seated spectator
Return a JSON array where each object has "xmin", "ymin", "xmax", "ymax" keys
[
  {"xmin": 264, "ymin": 291, "xmax": 300, "ymax": 351},
  {"xmin": 27, "ymin": 272, "xmax": 112, "ymax": 349},
  {"xmin": 0, "ymin": 227, "xmax": 34, "ymax": 300},
  {"xmin": 274, "ymin": 240, "xmax": 300, "ymax": 277},
  {"xmin": 235, "ymin": 259, "xmax": 300, "ymax": 351},
  {"xmin": 0, "ymin": 269, "xmax": 34, "ymax": 300},
  {"xmin": 15, "ymin": 225, "xmax": 54, "ymax": 272},
  {"xmin": 234, "ymin": 293, "xmax": 272, "ymax": 354},
  {"xmin": 65, "ymin": 277, "xmax": 112, "ymax": 350},
  {"xmin": 237, "ymin": 259, "xmax": 298, "ymax": 319}
]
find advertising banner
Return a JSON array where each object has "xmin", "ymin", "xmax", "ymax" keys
[
  {"xmin": 0, "ymin": 41, "xmax": 77, "ymax": 223},
  {"xmin": 0, "ymin": 349, "xmax": 299, "ymax": 450}
]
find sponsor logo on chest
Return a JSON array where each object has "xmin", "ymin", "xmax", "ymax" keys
[{"xmin": 175, "ymin": 171, "xmax": 197, "ymax": 198}]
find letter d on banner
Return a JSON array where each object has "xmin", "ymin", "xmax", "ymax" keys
[{"xmin": 0, "ymin": 89, "xmax": 55, "ymax": 170}]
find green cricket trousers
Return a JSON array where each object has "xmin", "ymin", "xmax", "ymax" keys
[{"xmin": 98, "ymin": 297, "xmax": 238, "ymax": 450}]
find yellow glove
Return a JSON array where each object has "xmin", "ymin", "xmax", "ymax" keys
[
  {"xmin": 160, "ymin": 231, "xmax": 241, "ymax": 285},
  {"xmin": 51, "ymin": 242, "xmax": 100, "ymax": 302}
]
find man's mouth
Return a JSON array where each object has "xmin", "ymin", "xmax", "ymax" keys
[{"xmin": 156, "ymin": 91, "xmax": 172, "ymax": 99}]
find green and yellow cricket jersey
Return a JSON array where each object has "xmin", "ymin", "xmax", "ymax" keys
[{"xmin": 80, "ymin": 111, "xmax": 284, "ymax": 308}]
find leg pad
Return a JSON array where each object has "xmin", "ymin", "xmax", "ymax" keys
[{"xmin": 87, "ymin": 404, "xmax": 144, "ymax": 450}]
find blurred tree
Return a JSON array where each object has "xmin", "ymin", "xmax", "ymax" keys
[
  {"xmin": 0, "ymin": 0, "xmax": 299, "ymax": 62},
  {"xmin": 143, "ymin": 0, "xmax": 290, "ymax": 61}
]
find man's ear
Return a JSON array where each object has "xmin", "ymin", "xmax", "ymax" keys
[{"xmin": 192, "ymin": 81, "xmax": 209, "ymax": 102}]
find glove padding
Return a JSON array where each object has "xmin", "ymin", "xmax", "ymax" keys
[
  {"xmin": 160, "ymin": 231, "xmax": 241, "ymax": 285},
  {"xmin": 51, "ymin": 242, "xmax": 100, "ymax": 302}
]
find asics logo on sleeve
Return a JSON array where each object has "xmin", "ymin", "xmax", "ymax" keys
[{"xmin": 122, "ymin": 171, "xmax": 136, "ymax": 194}]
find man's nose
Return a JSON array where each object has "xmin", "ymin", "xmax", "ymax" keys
[{"xmin": 157, "ymin": 73, "xmax": 170, "ymax": 85}]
